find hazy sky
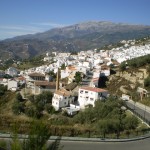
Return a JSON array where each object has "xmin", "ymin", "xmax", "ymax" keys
[{"xmin": 0, "ymin": 0, "xmax": 150, "ymax": 40}]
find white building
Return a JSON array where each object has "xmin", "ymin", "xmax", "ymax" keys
[
  {"xmin": 52, "ymin": 89, "xmax": 74, "ymax": 111},
  {"xmin": 7, "ymin": 79, "xmax": 18, "ymax": 91},
  {"xmin": 100, "ymin": 66, "xmax": 110, "ymax": 77},
  {"xmin": 6, "ymin": 67, "xmax": 19, "ymax": 77},
  {"xmin": 89, "ymin": 77, "xmax": 99, "ymax": 87},
  {"xmin": 78, "ymin": 87, "xmax": 108, "ymax": 109},
  {"xmin": 32, "ymin": 81, "xmax": 56, "ymax": 95}
]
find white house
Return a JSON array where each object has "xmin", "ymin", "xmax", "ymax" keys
[
  {"xmin": 5, "ymin": 67, "xmax": 19, "ymax": 77},
  {"xmin": 76, "ymin": 66, "xmax": 87, "ymax": 75},
  {"xmin": 93, "ymin": 69, "xmax": 101, "ymax": 78},
  {"xmin": 52, "ymin": 89, "xmax": 74, "ymax": 111},
  {"xmin": 78, "ymin": 87, "xmax": 108, "ymax": 109},
  {"xmin": 61, "ymin": 70, "xmax": 70, "ymax": 79},
  {"xmin": 7, "ymin": 79, "xmax": 19, "ymax": 91},
  {"xmin": 100, "ymin": 66, "xmax": 110, "ymax": 77},
  {"xmin": 89, "ymin": 77, "xmax": 99, "ymax": 87}
]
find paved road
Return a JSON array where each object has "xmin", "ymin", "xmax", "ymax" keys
[
  {"xmin": 1, "ymin": 137, "xmax": 150, "ymax": 150},
  {"xmin": 51, "ymin": 138, "xmax": 150, "ymax": 150},
  {"xmin": 125, "ymin": 100, "xmax": 150, "ymax": 124}
]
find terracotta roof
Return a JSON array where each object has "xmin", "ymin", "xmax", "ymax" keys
[
  {"xmin": 80, "ymin": 86, "xmax": 107, "ymax": 93},
  {"xmin": 67, "ymin": 66, "xmax": 77, "ymax": 71},
  {"xmin": 28, "ymin": 72, "xmax": 45, "ymax": 77},
  {"xmin": 16, "ymin": 76, "xmax": 26, "ymax": 81},
  {"xmin": 35, "ymin": 81, "xmax": 56, "ymax": 87},
  {"xmin": 55, "ymin": 89, "xmax": 71, "ymax": 96}
]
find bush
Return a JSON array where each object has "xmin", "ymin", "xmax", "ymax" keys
[
  {"xmin": 45, "ymin": 104, "xmax": 55, "ymax": 114},
  {"xmin": 144, "ymin": 77, "xmax": 150, "ymax": 87},
  {"xmin": 0, "ymin": 85, "xmax": 7, "ymax": 96},
  {"xmin": 15, "ymin": 93, "xmax": 23, "ymax": 102},
  {"xmin": 123, "ymin": 115, "xmax": 139, "ymax": 130},
  {"xmin": 12, "ymin": 100, "xmax": 25, "ymax": 115},
  {"xmin": 119, "ymin": 62, "xmax": 126, "ymax": 71}
]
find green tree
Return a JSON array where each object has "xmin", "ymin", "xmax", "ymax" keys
[
  {"xmin": 0, "ymin": 85, "xmax": 7, "ymax": 96},
  {"xmin": 144, "ymin": 77, "xmax": 150, "ymax": 87},
  {"xmin": 16, "ymin": 93, "xmax": 23, "ymax": 102},
  {"xmin": 12, "ymin": 100, "xmax": 25, "ymax": 115},
  {"xmin": 119, "ymin": 62, "xmax": 126, "ymax": 71},
  {"xmin": 22, "ymin": 121, "xmax": 51, "ymax": 150},
  {"xmin": 11, "ymin": 124, "xmax": 22, "ymax": 150},
  {"xmin": 45, "ymin": 104, "xmax": 55, "ymax": 114},
  {"xmin": 60, "ymin": 64, "xmax": 66, "ymax": 70},
  {"xmin": 123, "ymin": 115, "xmax": 139, "ymax": 130},
  {"xmin": 96, "ymin": 119, "xmax": 112, "ymax": 138},
  {"xmin": 10, "ymin": 121, "xmax": 63, "ymax": 150},
  {"xmin": 74, "ymin": 72, "xmax": 82, "ymax": 84}
]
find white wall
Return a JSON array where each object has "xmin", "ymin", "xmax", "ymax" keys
[
  {"xmin": 52, "ymin": 93, "xmax": 72, "ymax": 110},
  {"xmin": 8, "ymin": 80, "xmax": 18, "ymax": 91},
  {"xmin": 78, "ymin": 88, "xmax": 108, "ymax": 109}
]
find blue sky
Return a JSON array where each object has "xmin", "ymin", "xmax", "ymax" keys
[{"xmin": 0, "ymin": 0, "xmax": 150, "ymax": 40}]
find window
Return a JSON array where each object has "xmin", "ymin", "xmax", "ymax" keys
[
  {"xmin": 80, "ymin": 90, "xmax": 83, "ymax": 94},
  {"xmin": 64, "ymin": 102, "xmax": 66, "ymax": 105},
  {"xmin": 85, "ymin": 91, "xmax": 88, "ymax": 94},
  {"xmin": 99, "ymin": 93, "xmax": 102, "ymax": 96},
  {"xmin": 85, "ymin": 96, "xmax": 89, "ymax": 101},
  {"xmin": 90, "ymin": 98, "xmax": 94, "ymax": 101}
]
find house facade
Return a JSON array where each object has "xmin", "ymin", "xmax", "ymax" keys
[
  {"xmin": 33, "ymin": 81, "xmax": 56, "ymax": 95},
  {"xmin": 7, "ymin": 79, "xmax": 18, "ymax": 91},
  {"xmin": 78, "ymin": 87, "xmax": 108, "ymax": 109},
  {"xmin": 52, "ymin": 89, "xmax": 74, "ymax": 111},
  {"xmin": 27, "ymin": 72, "xmax": 45, "ymax": 81}
]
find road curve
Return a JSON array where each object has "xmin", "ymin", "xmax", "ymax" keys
[
  {"xmin": 58, "ymin": 137, "xmax": 150, "ymax": 150},
  {"xmin": 0, "ymin": 133, "xmax": 150, "ymax": 150}
]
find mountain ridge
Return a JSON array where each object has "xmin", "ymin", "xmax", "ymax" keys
[{"xmin": 0, "ymin": 21, "xmax": 150, "ymax": 60}]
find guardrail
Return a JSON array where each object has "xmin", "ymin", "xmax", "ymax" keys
[{"xmin": 126, "ymin": 105, "xmax": 150, "ymax": 126}]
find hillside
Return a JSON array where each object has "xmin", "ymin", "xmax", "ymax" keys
[
  {"xmin": 1, "ymin": 21, "xmax": 150, "ymax": 60},
  {"xmin": 107, "ymin": 54, "xmax": 150, "ymax": 99}
]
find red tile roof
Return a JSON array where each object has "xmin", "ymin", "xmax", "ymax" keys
[
  {"xmin": 80, "ymin": 86, "xmax": 107, "ymax": 93},
  {"xmin": 16, "ymin": 76, "xmax": 26, "ymax": 81}
]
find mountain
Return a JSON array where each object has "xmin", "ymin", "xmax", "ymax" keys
[{"xmin": 1, "ymin": 21, "xmax": 150, "ymax": 60}]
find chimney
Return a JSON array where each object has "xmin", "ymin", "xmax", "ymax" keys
[{"xmin": 56, "ymin": 68, "xmax": 60, "ymax": 91}]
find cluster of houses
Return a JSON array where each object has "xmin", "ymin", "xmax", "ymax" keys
[
  {"xmin": 1, "ymin": 41, "xmax": 150, "ymax": 114},
  {"xmin": 109, "ymin": 41, "xmax": 150, "ymax": 63}
]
